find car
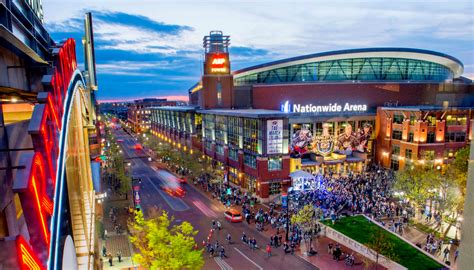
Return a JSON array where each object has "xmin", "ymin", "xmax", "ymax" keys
[
  {"xmin": 224, "ymin": 209, "xmax": 243, "ymax": 223},
  {"xmin": 117, "ymin": 139, "xmax": 124, "ymax": 142},
  {"xmin": 162, "ymin": 186, "xmax": 186, "ymax": 197},
  {"xmin": 178, "ymin": 177, "xmax": 187, "ymax": 184}
]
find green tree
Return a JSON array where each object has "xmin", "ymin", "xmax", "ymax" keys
[
  {"xmin": 291, "ymin": 204, "xmax": 322, "ymax": 252},
  {"xmin": 394, "ymin": 166, "xmax": 439, "ymax": 210},
  {"xmin": 129, "ymin": 210, "xmax": 204, "ymax": 270},
  {"xmin": 366, "ymin": 230, "xmax": 398, "ymax": 270}
]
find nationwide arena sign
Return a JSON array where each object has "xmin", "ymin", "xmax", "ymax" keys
[{"xmin": 280, "ymin": 101, "xmax": 367, "ymax": 114}]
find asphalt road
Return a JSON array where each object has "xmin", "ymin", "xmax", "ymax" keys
[{"xmin": 113, "ymin": 128, "xmax": 317, "ymax": 270}]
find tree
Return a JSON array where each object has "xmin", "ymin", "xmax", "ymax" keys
[
  {"xmin": 394, "ymin": 166, "xmax": 439, "ymax": 210},
  {"xmin": 128, "ymin": 210, "xmax": 204, "ymax": 270},
  {"xmin": 366, "ymin": 230, "xmax": 397, "ymax": 270},
  {"xmin": 291, "ymin": 204, "xmax": 322, "ymax": 252}
]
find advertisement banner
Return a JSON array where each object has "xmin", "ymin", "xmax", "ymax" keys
[{"xmin": 267, "ymin": 120, "xmax": 283, "ymax": 154}]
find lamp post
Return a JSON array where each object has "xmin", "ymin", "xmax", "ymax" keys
[{"xmin": 283, "ymin": 187, "xmax": 293, "ymax": 241}]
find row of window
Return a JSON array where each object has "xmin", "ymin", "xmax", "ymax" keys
[
  {"xmin": 392, "ymin": 130, "xmax": 467, "ymax": 143},
  {"xmin": 392, "ymin": 114, "xmax": 467, "ymax": 126}
]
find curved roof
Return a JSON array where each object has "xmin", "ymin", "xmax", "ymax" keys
[{"xmin": 233, "ymin": 48, "xmax": 464, "ymax": 79}]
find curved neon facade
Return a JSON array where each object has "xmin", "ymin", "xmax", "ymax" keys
[{"xmin": 233, "ymin": 48, "xmax": 464, "ymax": 86}]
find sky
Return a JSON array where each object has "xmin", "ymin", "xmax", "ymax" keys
[{"xmin": 42, "ymin": 0, "xmax": 474, "ymax": 102}]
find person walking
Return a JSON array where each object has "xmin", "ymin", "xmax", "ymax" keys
[
  {"xmin": 117, "ymin": 251, "xmax": 122, "ymax": 263},
  {"xmin": 443, "ymin": 246, "xmax": 450, "ymax": 262},
  {"xmin": 108, "ymin": 253, "xmax": 113, "ymax": 266},
  {"xmin": 266, "ymin": 244, "xmax": 272, "ymax": 257}
]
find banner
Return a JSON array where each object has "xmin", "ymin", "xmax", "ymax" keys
[{"xmin": 267, "ymin": 120, "xmax": 283, "ymax": 154}]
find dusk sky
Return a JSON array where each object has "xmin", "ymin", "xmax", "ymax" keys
[{"xmin": 43, "ymin": 0, "xmax": 474, "ymax": 102}]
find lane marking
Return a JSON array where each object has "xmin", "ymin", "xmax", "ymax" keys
[
  {"xmin": 233, "ymin": 247, "xmax": 263, "ymax": 270},
  {"xmin": 193, "ymin": 200, "xmax": 218, "ymax": 218},
  {"xmin": 214, "ymin": 257, "xmax": 233, "ymax": 270}
]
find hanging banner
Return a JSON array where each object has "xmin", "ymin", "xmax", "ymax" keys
[{"xmin": 267, "ymin": 120, "xmax": 283, "ymax": 154}]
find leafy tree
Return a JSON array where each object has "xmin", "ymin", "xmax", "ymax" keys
[
  {"xmin": 128, "ymin": 210, "xmax": 204, "ymax": 270},
  {"xmin": 291, "ymin": 204, "xmax": 322, "ymax": 251},
  {"xmin": 394, "ymin": 166, "xmax": 439, "ymax": 209},
  {"xmin": 366, "ymin": 230, "xmax": 398, "ymax": 270}
]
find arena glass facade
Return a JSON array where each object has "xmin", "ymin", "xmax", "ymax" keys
[{"xmin": 153, "ymin": 44, "xmax": 473, "ymax": 201}]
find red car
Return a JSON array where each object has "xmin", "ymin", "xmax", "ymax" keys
[
  {"xmin": 224, "ymin": 210, "xmax": 243, "ymax": 223},
  {"xmin": 178, "ymin": 177, "xmax": 187, "ymax": 184},
  {"xmin": 163, "ymin": 186, "xmax": 185, "ymax": 197}
]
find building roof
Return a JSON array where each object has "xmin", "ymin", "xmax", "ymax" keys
[
  {"xmin": 380, "ymin": 106, "xmax": 474, "ymax": 112},
  {"xmin": 198, "ymin": 109, "xmax": 286, "ymax": 118},
  {"xmin": 233, "ymin": 48, "xmax": 464, "ymax": 78},
  {"xmin": 151, "ymin": 106, "xmax": 199, "ymax": 112}
]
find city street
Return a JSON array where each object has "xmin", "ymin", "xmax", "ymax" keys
[{"xmin": 113, "ymin": 127, "xmax": 317, "ymax": 270}]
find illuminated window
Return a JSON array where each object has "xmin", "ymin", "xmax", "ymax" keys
[
  {"xmin": 217, "ymin": 82, "xmax": 222, "ymax": 105},
  {"xmin": 244, "ymin": 153, "xmax": 257, "ymax": 168},
  {"xmin": 268, "ymin": 157, "xmax": 282, "ymax": 171}
]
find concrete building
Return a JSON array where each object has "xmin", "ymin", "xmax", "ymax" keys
[{"xmin": 127, "ymin": 98, "xmax": 178, "ymax": 133}]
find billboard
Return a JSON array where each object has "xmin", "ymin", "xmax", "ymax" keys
[
  {"xmin": 290, "ymin": 122, "xmax": 372, "ymax": 157},
  {"xmin": 267, "ymin": 120, "xmax": 283, "ymax": 154}
]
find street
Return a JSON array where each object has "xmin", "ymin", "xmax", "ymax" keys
[{"xmin": 113, "ymin": 127, "xmax": 317, "ymax": 270}]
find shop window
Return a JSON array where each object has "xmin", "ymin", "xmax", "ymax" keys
[
  {"xmin": 392, "ymin": 130, "xmax": 402, "ymax": 140},
  {"xmin": 269, "ymin": 182, "xmax": 282, "ymax": 195},
  {"xmin": 268, "ymin": 157, "xmax": 282, "ymax": 171},
  {"xmin": 244, "ymin": 154, "xmax": 257, "ymax": 168}
]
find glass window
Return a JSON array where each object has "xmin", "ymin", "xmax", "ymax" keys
[
  {"xmin": 269, "ymin": 182, "xmax": 282, "ymax": 195},
  {"xmin": 216, "ymin": 144, "xmax": 224, "ymax": 155},
  {"xmin": 393, "ymin": 114, "xmax": 404, "ymax": 124},
  {"xmin": 244, "ymin": 154, "xmax": 257, "ymax": 168},
  {"xmin": 243, "ymin": 119, "xmax": 261, "ymax": 154},
  {"xmin": 392, "ymin": 145, "xmax": 400, "ymax": 155},
  {"xmin": 445, "ymin": 132, "xmax": 466, "ymax": 142},
  {"xmin": 407, "ymin": 132, "xmax": 414, "ymax": 142},
  {"xmin": 427, "ymin": 132, "xmax": 436, "ymax": 143},
  {"xmin": 427, "ymin": 115, "xmax": 437, "ymax": 126},
  {"xmin": 446, "ymin": 115, "xmax": 467, "ymax": 126},
  {"xmin": 217, "ymin": 82, "xmax": 222, "ymax": 105},
  {"xmin": 405, "ymin": 149, "xmax": 412, "ymax": 159},
  {"xmin": 229, "ymin": 148, "xmax": 238, "ymax": 161},
  {"xmin": 268, "ymin": 157, "xmax": 282, "ymax": 171},
  {"xmin": 409, "ymin": 115, "xmax": 416, "ymax": 125},
  {"xmin": 392, "ymin": 130, "xmax": 402, "ymax": 140}
]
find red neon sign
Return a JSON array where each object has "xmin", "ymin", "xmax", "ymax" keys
[
  {"xmin": 30, "ymin": 152, "xmax": 50, "ymax": 246},
  {"xmin": 16, "ymin": 235, "xmax": 45, "ymax": 270},
  {"xmin": 210, "ymin": 54, "xmax": 228, "ymax": 73}
]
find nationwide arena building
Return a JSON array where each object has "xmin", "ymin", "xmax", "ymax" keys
[{"xmin": 150, "ymin": 31, "xmax": 474, "ymax": 200}]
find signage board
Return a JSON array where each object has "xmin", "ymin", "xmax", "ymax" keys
[
  {"xmin": 281, "ymin": 101, "xmax": 367, "ymax": 114},
  {"xmin": 267, "ymin": 120, "xmax": 283, "ymax": 154},
  {"xmin": 206, "ymin": 53, "xmax": 230, "ymax": 74}
]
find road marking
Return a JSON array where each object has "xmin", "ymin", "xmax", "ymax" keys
[
  {"xmin": 193, "ymin": 200, "xmax": 218, "ymax": 218},
  {"xmin": 145, "ymin": 177, "xmax": 190, "ymax": 211},
  {"xmin": 233, "ymin": 247, "xmax": 263, "ymax": 270},
  {"xmin": 214, "ymin": 257, "xmax": 233, "ymax": 270}
]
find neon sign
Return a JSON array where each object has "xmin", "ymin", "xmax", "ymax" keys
[
  {"xmin": 13, "ymin": 38, "xmax": 78, "ymax": 268},
  {"xmin": 281, "ymin": 101, "xmax": 367, "ymax": 113},
  {"xmin": 210, "ymin": 54, "xmax": 228, "ymax": 73},
  {"xmin": 16, "ymin": 235, "xmax": 45, "ymax": 270}
]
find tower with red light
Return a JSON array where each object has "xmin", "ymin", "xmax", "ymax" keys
[{"xmin": 200, "ymin": 31, "xmax": 233, "ymax": 109}]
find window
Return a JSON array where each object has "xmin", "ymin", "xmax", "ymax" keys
[
  {"xmin": 393, "ymin": 114, "xmax": 404, "ymax": 124},
  {"xmin": 244, "ymin": 154, "xmax": 257, "ymax": 168},
  {"xmin": 392, "ymin": 145, "xmax": 400, "ymax": 156},
  {"xmin": 405, "ymin": 149, "xmax": 412, "ymax": 159},
  {"xmin": 205, "ymin": 140, "xmax": 212, "ymax": 151},
  {"xmin": 390, "ymin": 158, "xmax": 399, "ymax": 170},
  {"xmin": 269, "ymin": 182, "xmax": 282, "ymax": 195},
  {"xmin": 229, "ymin": 148, "xmax": 239, "ymax": 161},
  {"xmin": 268, "ymin": 157, "xmax": 282, "ymax": 171},
  {"xmin": 420, "ymin": 150, "xmax": 435, "ymax": 160},
  {"xmin": 427, "ymin": 132, "xmax": 435, "ymax": 143},
  {"xmin": 445, "ymin": 132, "xmax": 466, "ymax": 142},
  {"xmin": 217, "ymin": 82, "xmax": 222, "ymax": 105},
  {"xmin": 407, "ymin": 132, "xmax": 414, "ymax": 142},
  {"xmin": 216, "ymin": 144, "xmax": 224, "ymax": 155},
  {"xmin": 243, "ymin": 119, "xmax": 261, "ymax": 154},
  {"xmin": 427, "ymin": 115, "xmax": 437, "ymax": 126},
  {"xmin": 446, "ymin": 115, "xmax": 467, "ymax": 126},
  {"xmin": 392, "ymin": 130, "xmax": 402, "ymax": 140},
  {"xmin": 409, "ymin": 115, "xmax": 416, "ymax": 125}
]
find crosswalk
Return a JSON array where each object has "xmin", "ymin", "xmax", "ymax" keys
[{"xmin": 214, "ymin": 257, "xmax": 233, "ymax": 270}]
